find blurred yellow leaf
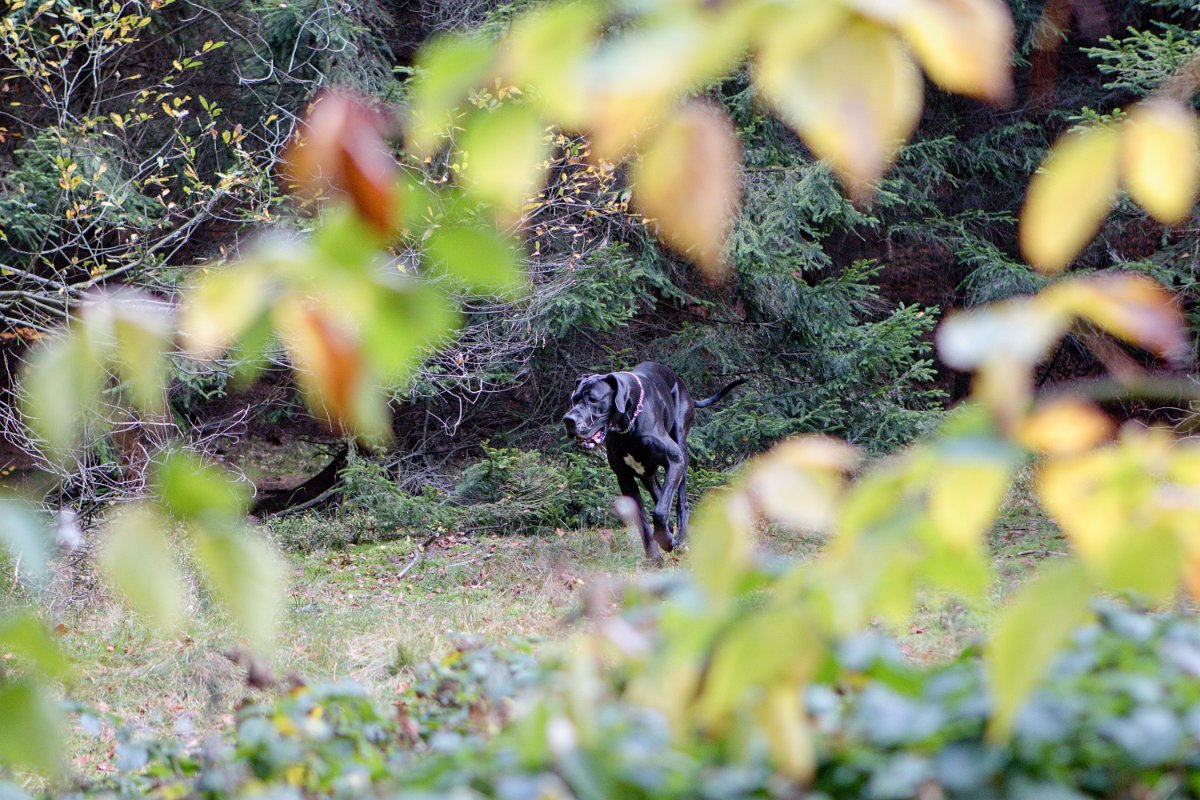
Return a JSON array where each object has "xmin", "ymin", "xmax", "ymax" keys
[
  {"xmin": 747, "ymin": 436, "xmax": 858, "ymax": 532},
  {"xmin": 897, "ymin": 0, "xmax": 1014, "ymax": 103},
  {"xmin": 586, "ymin": 13, "xmax": 748, "ymax": 160},
  {"xmin": 1020, "ymin": 123, "xmax": 1120, "ymax": 273},
  {"xmin": 1038, "ymin": 434, "xmax": 1184, "ymax": 600},
  {"xmin": 986, "ymin": 559, "xmax": 1090, "ymax": 741},
  {"xmin": 1015, "ymin": 397, "xmax": 1115, "ymax": 455},
  {"xmin": 181, "ymin": 259, "xmax": 275, "ymax": 359},
  {"xmin": 1121, "ymin": 98, "xmax": 1200, "ymax": 225},
  {"xmin": 929, "ymin": 458, "xmax": 1011, "ymax": 551},
  {"xmin": 972, "ymin": 357, "xmax": 1034, "ymax": 429},
  {"xmin": 459, "ymin": 104, "xmax": 549, "ymax": 215},
  {"xmin": 1041, "ymin": 272, "xmax": 1188, "ymax": 362},
  {"xmin": 757, "ymin": 682, "xmax": 815, "ymax": 782},
  {"xmin": 632, "ymin": 103, "xmax": 741, "ymax": 278},
  {"xmin": 753, "ymin": 0, "xmax": 850, "ymax": 65},
  {"xmin": 757, "ymin": 18, "xmax": 922, "ymax": 195},
  {"xmin": 1038, "ymin": 447, "xmax": 1126, "ymax": 563}
]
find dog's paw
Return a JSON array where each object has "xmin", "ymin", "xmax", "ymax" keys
[{"xmin": 652, "ymin": 529, "xmax": 675, "ymax": 553}]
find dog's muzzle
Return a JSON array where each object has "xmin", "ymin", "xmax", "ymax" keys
[{"xmin": 575, "ymin": 426, "xmax": 607, "ymax": 450}]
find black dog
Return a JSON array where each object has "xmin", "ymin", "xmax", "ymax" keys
[{"xmin": 562, "ymin": 362, "xmax": 747, "ymax": 562}]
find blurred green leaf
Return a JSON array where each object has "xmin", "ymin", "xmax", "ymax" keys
[
  {"xmin": 0, "ymin": 680, "xmax": 63, "ymax": 774},
  {"xmin": 99, "ymin": 505, "xmax": 186, "ymax": 631},
  {"xmin": 424, "ymin": 224, "xmax": 524, "ymax": 297},
  {"xmin": 364, "ymin": 280, "xmax": 457, "ymax": 380},
  {"xmin": 154, "ymin": 451, "xmax": 250, "ymax": 522},
  {"xmin": 109, "ymin": 298, "xmax": 171, "ymax": 415},
  {"xmin": 192, "ymin": 522, "xmax": 286, "ymax": 648},
  {"xmin": 0, "ymin": 612, "xmax": 68, "ymax": 679},
  {"xmin": 694, "ymin": 606, "xmax": 819, "ymax": 728},
  {"xmin": 21, "ymin": 334, "xmax": 106, "ymax": 460},
  {"xmin": 181, "ymin": 259, "xmax": 276, "ymax": 360},
  {"xmin": 987, "ymin": 559, "xmax": 1091, "ymax": 741},
  {"xmin": 227, "ymin": 312, "xmax": 277, "ymax": 388},
  {"xmin": 399, "ymin": 172, "xmax": 445, "ymax": 233},
  {"xmin": 312, "ymin": 204, "xmax": 386, "ymax": 274},
  {"xmin": 459, "ymin": 104, "xmax": 548, "ymax": 214},
  {"xmin": 503, "ymin": 0, "xmax": 602, "ymax": 127},
  {"xmin": 690, "ymin": 491, "xmax": 756, "ymax": 600},
  {"xmin": 0, "ymin": 501, "xmax": 49, "ymax": 591},
  {"xmin": 1095, "ymin": 524, "xmax": 1184, "ymax": 601},
  {"xmin": 409, "ymin": 34, "xmax": 496, "ymax": 155}
]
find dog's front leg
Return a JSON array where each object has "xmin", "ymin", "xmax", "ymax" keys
[{"xmin": 615, "ymin": 471, "xmax": 661, "ymax": 565}]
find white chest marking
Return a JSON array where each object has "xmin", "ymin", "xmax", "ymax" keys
[{"xmin": 623, "ymin": 454, "xmax": 646, "ymax": 475}]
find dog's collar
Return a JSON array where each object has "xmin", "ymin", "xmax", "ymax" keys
[{"xmin": 615, "ymin": 371, "xmax": 645, "ymax": 434}]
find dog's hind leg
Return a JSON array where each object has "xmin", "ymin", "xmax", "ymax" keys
[
  {"xmin": 676, "ymin": 461, "xmax": 690, "ymax": 546},
  {"xmin": 652, "ymin": 444, "xmax": 685, "ymax": 553},
  {"xmin": 669, "ymin": 424, "xmax": 691, "ymax": 546}
]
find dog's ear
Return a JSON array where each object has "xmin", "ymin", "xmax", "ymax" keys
[{"xmin": 605, "ymin": 373, "xmax": 631, "ymax": 415}]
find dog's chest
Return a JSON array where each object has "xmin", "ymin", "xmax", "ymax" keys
[{"xmin": 622, "ymin": 454, "xmax": 647, "ymax": 475}]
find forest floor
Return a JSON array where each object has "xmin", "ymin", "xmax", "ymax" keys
[{"xmin": 48, "ymin": 472, "xmax": 1065, "ymax": 783}]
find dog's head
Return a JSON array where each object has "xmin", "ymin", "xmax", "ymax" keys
[{"xmin": 562, "ymin": 373, "xmax": 634, "ymax": 450}]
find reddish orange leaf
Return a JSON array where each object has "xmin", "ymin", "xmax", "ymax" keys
[
  {"xmin": 284, "ymin": 92, "xmax": 400, "ymax": 237},
  {"xmin": 273, "ymin": 297, "xmax": 389, "ymax": 443}
]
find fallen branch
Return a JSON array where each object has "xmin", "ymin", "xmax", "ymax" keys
[{"xmin": 396, "ymin": 534, "xmax": 439, "ymax": 581}]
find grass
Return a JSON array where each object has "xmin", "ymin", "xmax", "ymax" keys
[
  {"xmin": 39, "ymin": 472, "xmax": 1063, "ymax": 788},
  {"xmin": 50, "ymin": 521, "xmax": 645, "ymax": 782}
]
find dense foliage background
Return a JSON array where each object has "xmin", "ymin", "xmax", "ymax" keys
[
  {"xmin": 8, "ymin": 0, "xmax": 1198, "ymax": 520},
  {"xmin": 4, "ymin": 0, "xmax": 1200, "ymax": 797}
]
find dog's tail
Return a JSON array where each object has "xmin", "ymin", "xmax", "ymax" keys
[{"xmin": 695, "ymin": 377, "xmax": 749, "ymax": 408}]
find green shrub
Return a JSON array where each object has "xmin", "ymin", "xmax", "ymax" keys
[
  {"xmin": 339, "ymin": 455, "xmax": 456, "ymax": 538},
  {"xmin": 340, "ymin": 443, "xmax": 723, "ymax": 539},
  {"xmin": 69, "ymin": 604, "xmax": 1200, "ymax": 799}
]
